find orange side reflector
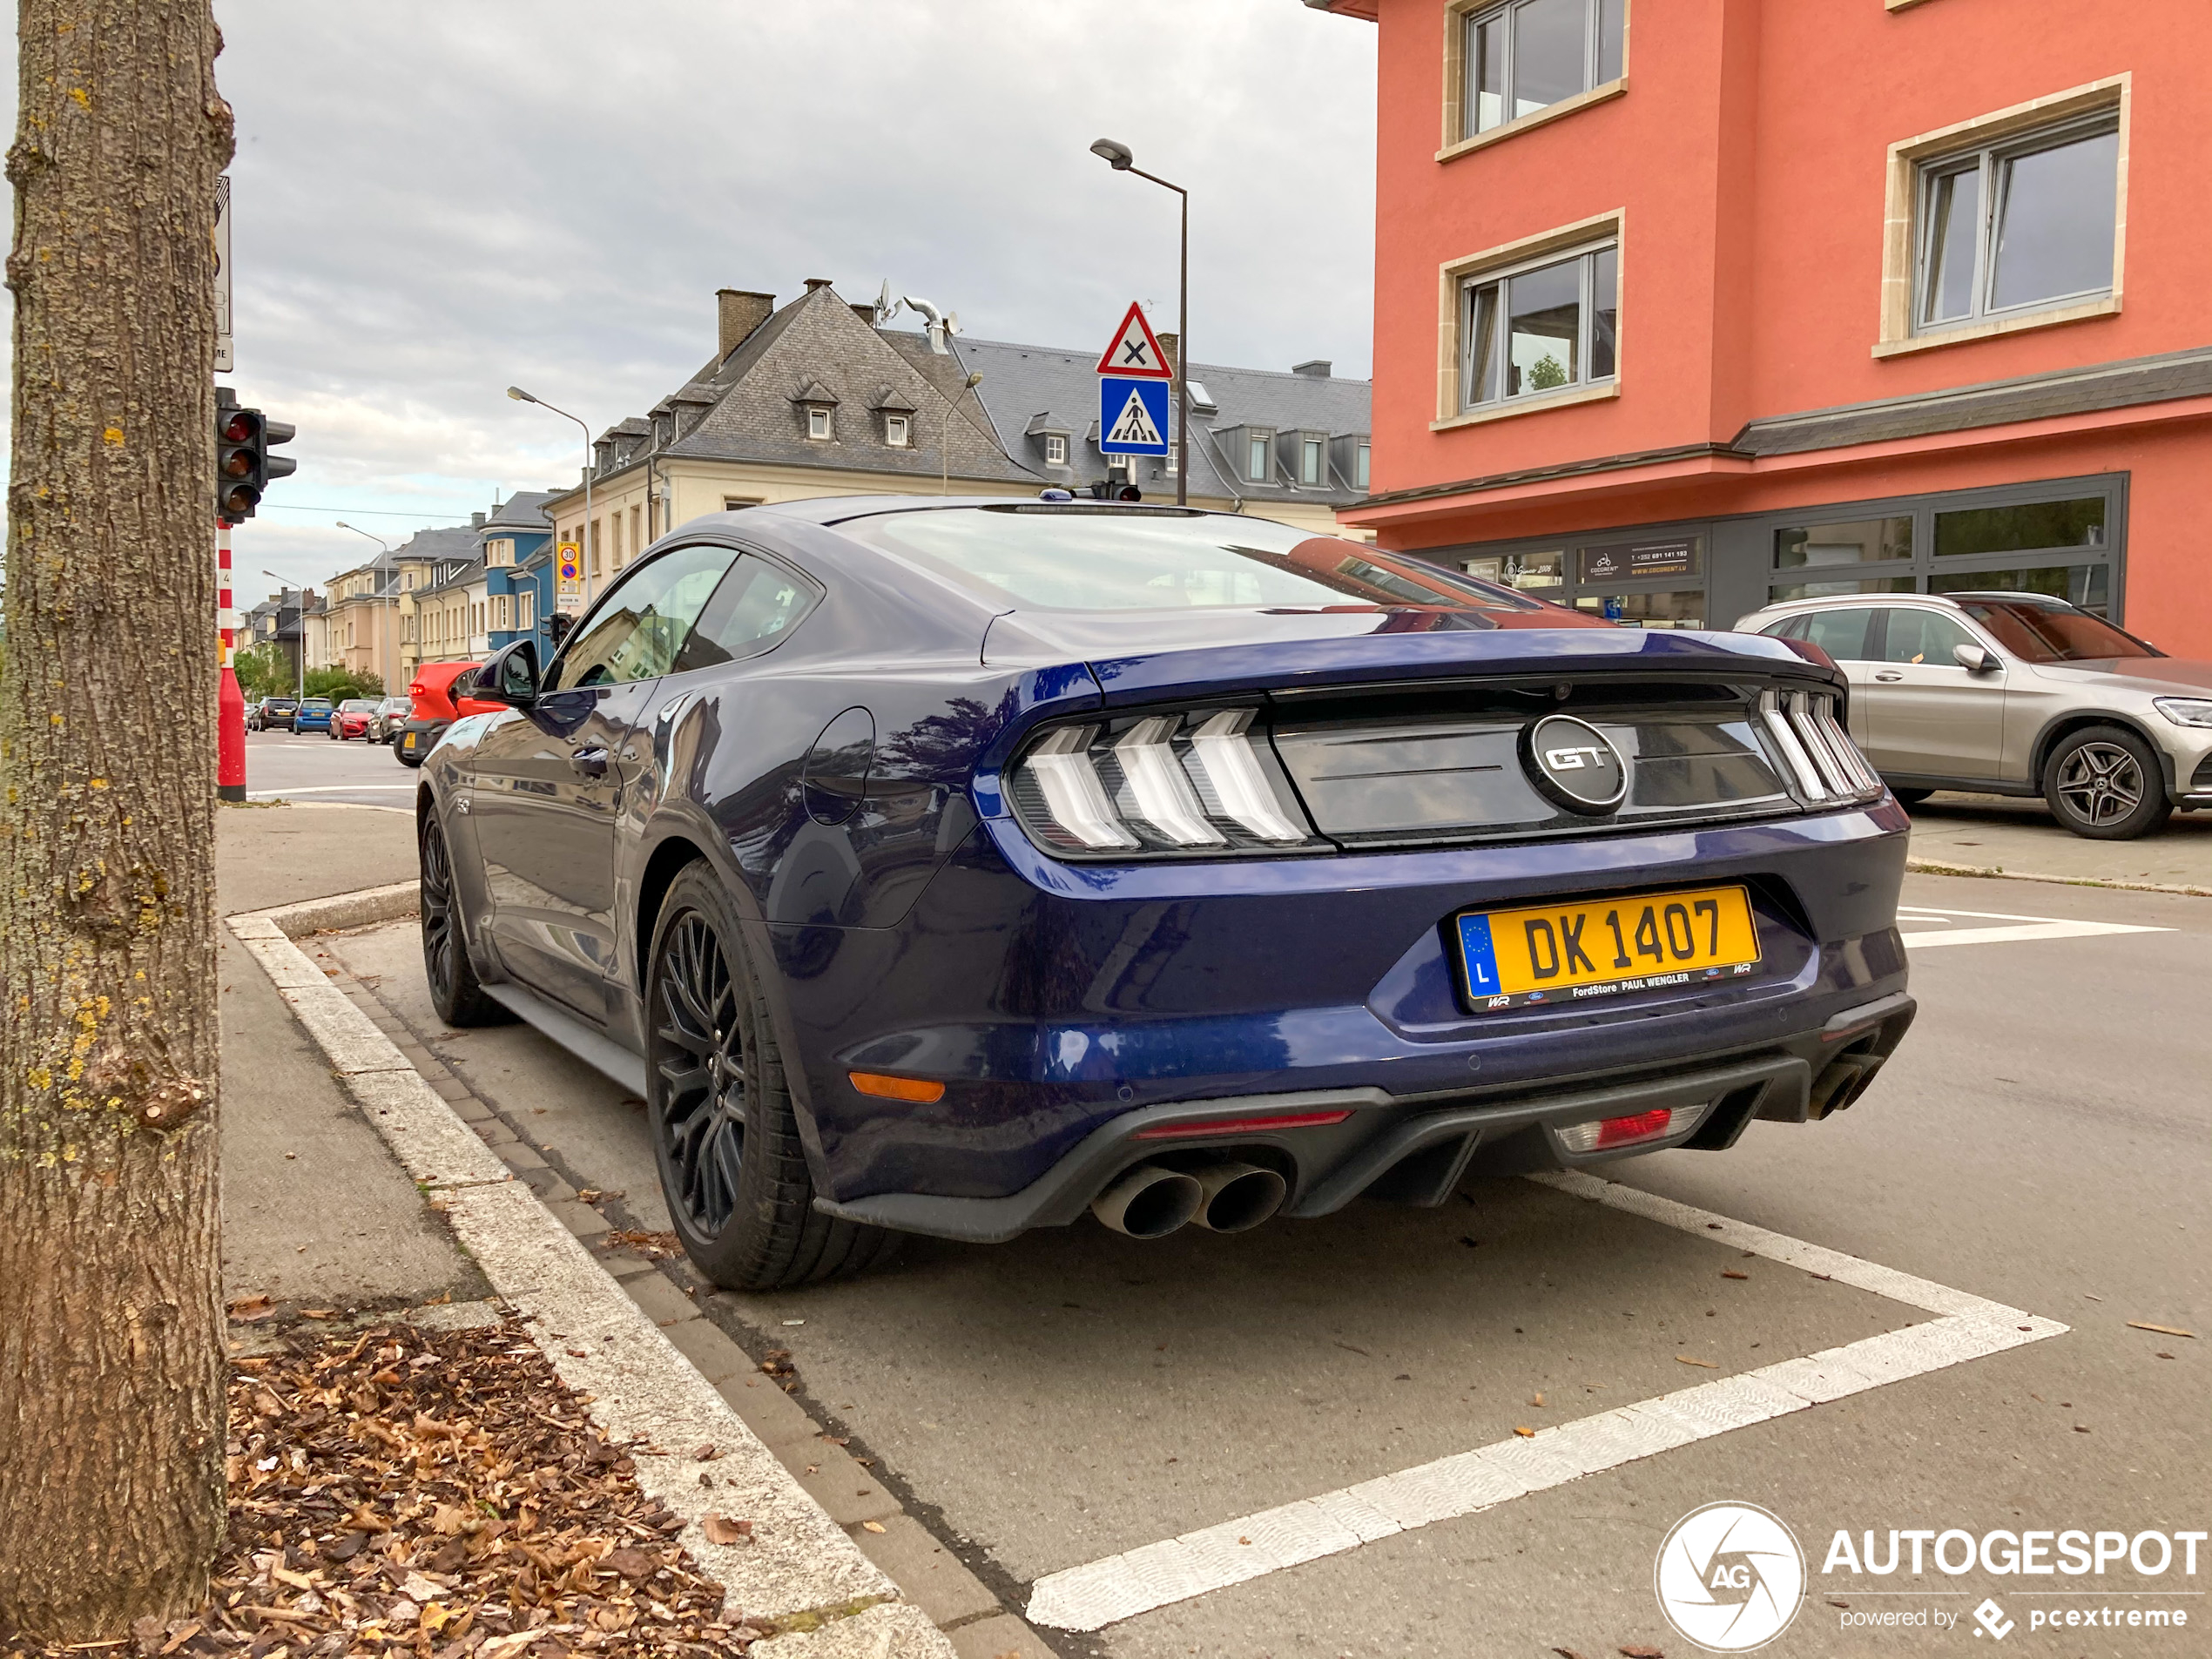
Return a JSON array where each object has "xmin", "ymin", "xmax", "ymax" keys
[{"xmin": 847, "ymin": 1071, "xmax": 946, "ymax": 1103}]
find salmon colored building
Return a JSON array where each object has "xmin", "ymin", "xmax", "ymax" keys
[{"xmin": 1308, "ymin": 0, "xmax": 2212, "ymax": 657}]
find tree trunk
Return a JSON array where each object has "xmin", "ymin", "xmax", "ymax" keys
[{"xmin": 0, "ymin": 2, "xmax": 233, "ymax": 1641}]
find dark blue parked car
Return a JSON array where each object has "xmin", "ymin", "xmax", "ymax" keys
[
  {"xmin": 417, "ymin": 499, "xmax": 1914, "ymax": 1289},
  {"xmin": 293, "ymin": 696, "xmax": 334, "ymax": 734}
]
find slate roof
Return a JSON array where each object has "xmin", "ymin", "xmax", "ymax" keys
[
  {"xmin": 950, "ymin": 336, "xmax": 1371, "ymax": 504},
  {"xmin": 482, "ymin": 490, "xmax": 557, "ymax": 533}
]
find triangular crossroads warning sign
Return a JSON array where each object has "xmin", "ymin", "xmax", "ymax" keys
[
  {"xmin": 1105, "ymin": 383, "xmax": 1166, "ymax": 448},
  {"xmin": 1094, "ymin": 301, "xmax": 1174, "ymax": 378}
]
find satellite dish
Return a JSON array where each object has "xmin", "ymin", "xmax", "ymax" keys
[
  {"xmin": 872, "ymin": 280, "xmax": 900, "ymax": 328},
  {"xmin": 943, "ymin": 311, "xmax": 962, "ymax": 338}
]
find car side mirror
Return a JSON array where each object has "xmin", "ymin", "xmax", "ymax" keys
[
  {"xmin": 1952, "ymin": 642, "xmax": 1999, "ymax": 674},
  {"xmin": 485, "ymin": 639, "xmax": 539, "ymax": 707}
]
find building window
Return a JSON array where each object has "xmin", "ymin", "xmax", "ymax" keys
[
  {"xmin": 590, "ymin": 519, "xmax": 603, "ymax": 577},
  {"xmin": 1247, "ymin": 431, "xmax": 1272, "ymax": 482},
  {"xmin": 1463, "ymin": 0, "xmax": 1624, "ymax": 140},
  {"xmin": 1460, "ymin": 241, "xmax": 1617, "ymax": 408},
  {"xmin": 1916, "ymin": 111, "xmax": 2120, "ymax": 332},
  {"xmin": 518, "ymin": 587, "xmax": 536, "ymax": 631},
  {"xmin": 485, "ymin": 539, "xmax": 513, "ymax": 568},
  {"xmin": 806, "ymin": 406, "xmax": 833, "ymax": 441},
  {"xmin": 886, "ymin": 413, "xmax": 910, "ymax": 447},
  {"xmin": 1299, "ymin": 436, "xmax": 1325, "ymax": 486},
  {"xmin": 1354, "ymin": 442, "xmax": 1372, "ymax": 490},
  {"xmin": 630, "ymin": 504, "xmax": 643, "ymax": 556},
  {"xmin": 723, "ymin": 496, "xmax": 761, "ymax": 512},
  {"xmin": 1044, "ymin": 434, "xmax": 1068, "ymax": 466},
  {"xmin": 489, "ymin": 593, "xmax": 512, "ymax": 631}
]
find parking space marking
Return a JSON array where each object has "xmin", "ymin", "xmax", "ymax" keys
[
  {"xmin": 1025, "ymin": 1170, "xmax": 2067, "ymax": 1634},
  {"xmin": 248, "ymin": 783, "xmax": 419, "ymax": 796},
  {"xmin": 1897, "ymin": 903, "xmax": 2168, "ymax": 952}
]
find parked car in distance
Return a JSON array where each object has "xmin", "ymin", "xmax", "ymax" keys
[
  {"xmin": 418, "ymin": 497, "xmax": 1913, "ymax": 1291},
  {"xmin": 371, "ymin": 695, "xmax": 413, "ymax": 743},
  {"xmin": 293, "ymin": 697, "xmax": 335, "ymax": 735},
  {"xmin": 259, "ymin": 694, "xmax": 300, "ymax": 732},
  {"xmin": 395, "ymin": 662, "xmax": 501, "ymax": 768},
  {"xmin": 328, "ymin": 698, "xmax": 380, "ymax": 741},
  {"xmin": 1733, "ymin": 590, "xmax": 2212, "ymax": 840},
  {"xmin": 245, "ymin": 697, "xmax": 266, "ymax": 732}
]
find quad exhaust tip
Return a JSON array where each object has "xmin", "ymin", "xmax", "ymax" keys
[
  {"xmin": 1090, "ymin": 1163, "xmax": 1203, "ymax": 1238},
  {"xmin": 1090, "ymin": 1159, "xmax": 1290, "ymax": 1238}
]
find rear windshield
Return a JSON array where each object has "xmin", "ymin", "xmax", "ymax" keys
[
  {"xmin": 841, "ymin": 507, "xmax": 1542, "ymax": 613},
  {"xmin": 1955, "ymin": 600, "xmax": 2159, "ymax": 663}
]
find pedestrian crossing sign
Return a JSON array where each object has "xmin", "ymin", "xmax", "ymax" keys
[{"xmin": 1099, "ymin": 374, "xmax": 1171, "ymax": 456}]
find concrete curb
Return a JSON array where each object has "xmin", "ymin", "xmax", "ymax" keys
[
  {"xmin": 226, "ymin": 894, "xmax": 953, "ymax": 1651},
  {"xmin": 1905, "ymin": 856, "xmax": 2212, "ymax": 899}
]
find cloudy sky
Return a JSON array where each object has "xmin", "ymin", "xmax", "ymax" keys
[{"xmin": 6, "ymin": 2, "xmax": 1377, "ymax": 597}]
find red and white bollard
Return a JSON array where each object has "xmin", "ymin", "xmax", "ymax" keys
[{"xmin": 217, "ymin": 516, "xmax": 246, "ymax": 802}]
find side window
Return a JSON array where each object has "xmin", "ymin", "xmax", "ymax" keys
[
  {"xmin": 1880, "ymin": 609, "xmax": 1977, "ymax": 666},
  {"xmin": 547, "ymin": 544, "xmax": 738, "ymax": 691},
  {"xmin": 1796, "ymin": 607, "xmax": 1877, "ymax": 662},
  {"xmin": 675, "ymin": 554, "xmax": 820, "ymax": 673}
]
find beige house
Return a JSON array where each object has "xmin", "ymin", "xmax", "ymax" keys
[{"xmin": 544, "ymin": 281, "xmax": 1373, "ymax": 587}]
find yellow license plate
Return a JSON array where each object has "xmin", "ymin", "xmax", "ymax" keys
[
  {"xmin": 402, "ymin": 732, "xmax": 416, "ymax": 750},
  {"xmin": 1456, "ymin": 884, "xmax": 1761, "ymax": 1011}
]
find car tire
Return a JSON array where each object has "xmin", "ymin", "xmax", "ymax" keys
[
  {"xmin": 419, "ymin": 812, "xmax": 507, "ymax": 1027},
  {"xmin": 644, "ymin": 862, "xmax": 897, "ymax": 1291},
  {"xmin": 1889, "ymin": 787, "xmax": 1932, "ymax": 807},
  {"xmin": 2042, "ymin": 725, "xmax": 2172, "ymax": 840},
  {"xmin": 395, "ymin": 747, "xmax": 423, "ymax": 768}
]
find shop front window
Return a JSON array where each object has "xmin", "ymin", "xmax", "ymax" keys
[
  {"xmin": 1775, "ymin": 516, "xmax": 1912, "ymax": 569},
  {"xmin": 1573, "ymin": 590, "xmax": 1704, "ymax": 630},
  {"xmin": 1462, "ymin": 549, "xmax": 1566, "ymax": 592},
  {"xmin": 1770, "ymin": 575, "xmax": 1916, "ymax": 604},
  {"xmin": 1933, "ymin": 496, "xmax": 2105, "ymax": 558},
  {"xmin": 1929, "ymin": 563, "xmax": 2111, "ymax": 616}
]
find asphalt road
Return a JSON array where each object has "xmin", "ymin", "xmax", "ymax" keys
[
  {"xmin": 245, "ymin": 725, "xmax": 419, "ymax": 808},
  {"xmin": 321, "ymin": 866, "xmax": 2210, "ymax": 1659}
]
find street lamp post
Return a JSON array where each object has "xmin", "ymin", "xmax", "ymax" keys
[
  {"xmin": 335, "ymin": 521, "xmax": 397, "ymax": 690},
  {"xmin": 508, "ymin": 385, "xmax": 595, "ymax": 614},
  {"xmin": 1090, "ymin": 138, "xmax": 1189, "ymax": 506},
  {"xmin": 942, "ymin": 371, "xmax": 984, "ymax": 496},
  {"xmin": 262, "ymin": 569, "xmax": 305, "ymax": 700}
]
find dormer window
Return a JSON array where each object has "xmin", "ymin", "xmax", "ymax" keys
[
  {"xmin": 1299, "ymin": 435, "xmax": 1326, "ymax": 486},
  {"xmin": 1045, "ymin": 434, "xmax": 1068, "ymax": 466},
  {"xmin": 807, "ymin": 406, "xmax": 833, "ymax": 441},
  {"xmin": 886, "ymin": 413, "xmax": 910, "ymax": 447},
  {"xmin": 1247, "ymin": 430, "xmax": 1274, "ymax": 483}
]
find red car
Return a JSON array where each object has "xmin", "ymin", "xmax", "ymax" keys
[
  {"xmin": 328, "ymin": 698, "xmax": 380, "ymax": 740},
  {"xmin": 394, "ymin": 662, "xmax": 502, "ymax": 767}
]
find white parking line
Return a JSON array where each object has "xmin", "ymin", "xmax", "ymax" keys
[
  {"xmin": 1024, "ymin": 1170, "xmax": 2067, "ymax": 1634},
  {"xmin": 248, "ymin": 783, "xmax": 418, "ymax": 795},
  {"xmin": 1897, "ymin": 903, "xmax": 2169, "ymax": 952}
]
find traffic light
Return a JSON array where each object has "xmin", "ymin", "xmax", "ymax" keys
[{"xmin": 214, "ymin": 388, "xmax": 296, "ymax": 521}]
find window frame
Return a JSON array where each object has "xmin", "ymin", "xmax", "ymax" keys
[
  {"xmin": 1456, "ymin": 236, "xmax": 1618, "ymax": 414},
  {"xmin": 885, "ymin": 412, "xmax": 911, "ymax": 448},
  {"xmin": 805, "ymin": 405, "xmax": 833, "ymax": 442},
  {"xmin": 1246, "ymin": 428, "xmax": 1276, "ymax": 483},
  {"xmin": 1877, "ymin": 76, "xmax": 2128, "ymax": 358},
  {"xmin": 1912, "ymin": 109, "xmax": 2121, "ymax": 336},
  {"xmin": 1043, "ymin": 433, "xmax": 1069, "ymax": 466},
  {"xmin": 1442, "ymin": 0, "xmax": 1627, "ymax": 158}
]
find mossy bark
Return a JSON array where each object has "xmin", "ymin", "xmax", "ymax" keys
[{"xmin": 0, "ymin": 0, "xmax": 234, "ymax": 1640}]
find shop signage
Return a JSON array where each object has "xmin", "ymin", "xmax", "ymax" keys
[{"xmin": 1577, "ymin": 537, "xmax": 1701, "ymax": 583}]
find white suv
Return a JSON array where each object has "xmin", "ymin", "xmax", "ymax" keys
[{"xmin": 1733, "ymin": 590, "xmax": 2212, "ymax": 840}]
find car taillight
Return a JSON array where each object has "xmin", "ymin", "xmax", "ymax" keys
[
  {"xmin": 1758, "ymin": 688, "xmax": 1884, "ymax": 805},
  {"xmin": 1008, "ymin": 709, "xmax": 1323, "ymax": 857},
  {"xmin": 1555, "ymin": 1105, "xmax": 1702, "ymax": 1153}
]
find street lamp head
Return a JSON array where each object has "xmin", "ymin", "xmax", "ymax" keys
[
  {"xmin": 1089, "ymin": 138, "xmax": 1135, "ymax": 171},
  {"xmin": 505, "ymin": 386, "xmax": 537, "ymax": 404},
  {"xmin": 963, "ymin": 371, "xmax": 984, "ymax": 389}
]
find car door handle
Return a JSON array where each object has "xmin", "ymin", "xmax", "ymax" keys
[
  {"xmin": 572, "ymin": 746, "xmax": 610, "ymax": 778},
  {"xmin": 1872, "ymin": 671, "xmax": 1904, "ymax": 682}
]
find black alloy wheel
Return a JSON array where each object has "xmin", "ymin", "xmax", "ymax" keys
[
  {"xmin": 644, "ymin": 862, "xmax": 895, "ymax": 1291},
  {"xmin": 653, "ymin": 909, "xmax": 749, "ymax": 1239},
  {"xmin": 2043, "ymin": 724, "xmax": 2172, "ymax": 841},
  {"xmin": 419, "ymin": 812, "xmax": 502, "ymax": 1025}
]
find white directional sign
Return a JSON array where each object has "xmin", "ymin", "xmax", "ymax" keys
[
  {"xmin": 1093, "ymin": 301, "xmax": 1174, "ymax": 379},
  {"xmin": 214, "ymin": 175, "xmax": 233, "ymax": 374}
]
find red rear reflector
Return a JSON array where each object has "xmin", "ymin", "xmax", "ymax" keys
[
  {"xmin": 1595, "ymin": 1108, "xmax": 1674, "ymax": 1149},
  {"xmin": 848, "ymin": 1071, "xmax": 945, "ymax": 1103},
  {"xmin": 1133, "ymin": 1109, "xmax": 1352, "ymax": 1141}
]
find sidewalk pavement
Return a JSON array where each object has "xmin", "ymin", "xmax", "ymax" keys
[{"xmin": 1907, "ymin": 791, "xmax": 2212, "ymax": 894}]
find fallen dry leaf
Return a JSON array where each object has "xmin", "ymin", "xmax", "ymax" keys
[
  {"xmin": 1721, "ymin": 1271, "xmax": 1749, "ymax": 1281},
  {"xmin": 1675, "ymin": 1355, "xmax": 1717, "ymax": 1368},
  {"xmin": 1530, "ymin": 1392, "xmax": 1545, "ymax": 1407},
  {"xmin": 1514, "ymin": 1426, "xmax": 1535, "ymax": 1438},
  {"xmin": 1553, "ymin": 1649, "xmax": 1590, "ymax": 1659},
  {"xmin": 2128, "ymin": 1321, "xmax": 2195, "ymax": 1339},
  {"xmin": 692, "ymin": 1441, "xmax": 719, "ymax": 1461},
  {"xmin": 702, "ymin": 1513, "xmax": 754, "ymax": 1545},
  {"xmin": 1620, "ymin": 1646, "xmax": 1666, "ymax": 1658},
  {"xmin": 225, "ymin": 1294, "xmax": 275, "ymax": 1323}
]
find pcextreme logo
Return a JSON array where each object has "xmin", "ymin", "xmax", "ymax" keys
[{"xmin": 1655, "ymin": 1501, "xmax": 1806, "ymax": 1652}]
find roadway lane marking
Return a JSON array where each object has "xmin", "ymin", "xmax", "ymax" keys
[
  {"xmin": 248, "ymin": 783, "xmax": 418, "ymax": 795},
  {"xmin": 1897, "ymin": 903, "xmax": 2169, "ymax": 952},
  {"xmin": 1024, "ymin": 1170, "xmax": 2067, "ymax": 1634}
]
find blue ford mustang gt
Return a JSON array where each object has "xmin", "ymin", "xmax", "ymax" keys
[{"xmin": 417, "ymin": 498, "xmax": 1914, "ymax": 1289}]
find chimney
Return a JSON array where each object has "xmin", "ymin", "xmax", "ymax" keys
[
  {"xmin": 1157, "ymin": 333, "xmax": 1179, "ymax": 374},
  {"xmin": 717, "ymin": 288, "xmax": 776, "ymax": 358},
  {"xmin": 470, "ymin": 511, "xmax": 487, "ymax": 529},
  {"xmin": 1292, "ymin": 359, "xmax": 1332, "ymax": 378},
  {"xmin": 803, "ymin": 276, "xmax": 836, "ymax": 293}
]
